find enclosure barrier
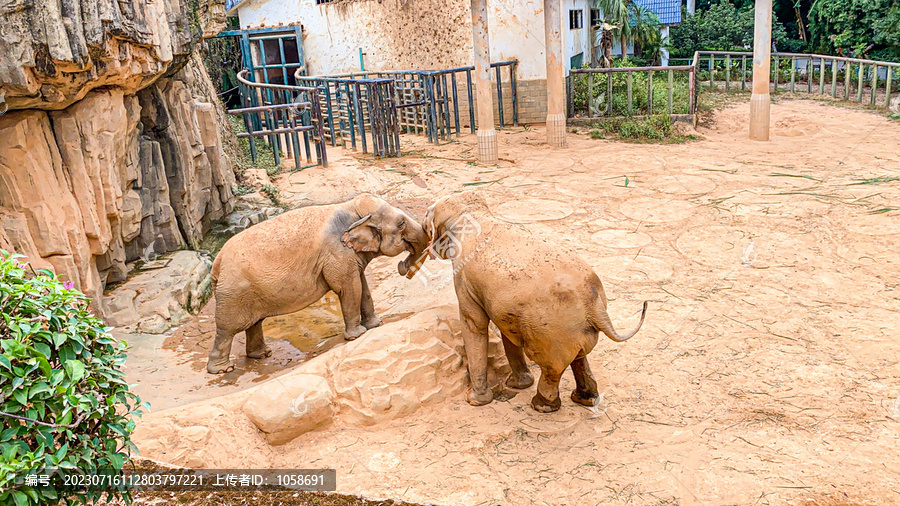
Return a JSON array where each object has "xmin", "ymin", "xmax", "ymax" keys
[
  {"xmin": 566, "ymin": 64, "xmax": 696, "ymax": 120},
  {"xmin": 295, "ymin": 60, "xmax": 519, "ymax": 153},
  {"xmin": 234, "ymin": 70, "xmax": 328, "ymax": 169},
  {"xmin": 293, "ymin": 74, "xmax": 403, "ymax": 157},
  {"xmin": 691, "ymin": 51, "xmax": 899, "ymax": 108},
  {"xmin": 570, "ymin": 51, "xmax": 899, "ymax": 121}
]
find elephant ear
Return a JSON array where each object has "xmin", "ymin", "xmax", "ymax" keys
[{"xmin": 341, "ymin": 214, "xmax": 380, "ymax": 253}]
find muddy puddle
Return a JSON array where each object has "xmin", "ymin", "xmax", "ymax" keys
[
  {"xmin": 122, "ymin": 293, "xmax": 360, "ymax": 412},
  {"xmin": 163, "ymin": 293, "xmax": 347, "ymax": 383}
]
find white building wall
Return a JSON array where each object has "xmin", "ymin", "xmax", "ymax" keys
[
  {"xmin": 561, "ymin": 0, "xmax": 591, "ymax": 69},
  {"xmin": 236, "ymin": 0, "xmax": 575, "ymax": 80}
]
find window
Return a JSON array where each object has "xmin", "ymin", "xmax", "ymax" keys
[
  {"xmin": 590, "ymin": 9, "xmax": 602, "ymax": 27},
  {"xmin": 315, "ymin": 0, "xmax": 332, "ymax": 4},
  {"xmin": 569, "ymin": 9, "xmax": 583, "ymax": 29}
]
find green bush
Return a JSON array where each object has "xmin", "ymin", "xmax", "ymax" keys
[
  {"xmin": 0, "ymin": 252, "xmax": 145, "ymax": 505},
  {"xmin": 229, "ymin": 115, "xmax": 280, "ymax": 177},
  {"xmin": 594, "ymin": 115, "xmax": 674, "ymax": 140}
]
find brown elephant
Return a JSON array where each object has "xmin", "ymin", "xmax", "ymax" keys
[
  {"xmin": 206, "ymin": 194, "xmax": 429, "ymax": 374},
  {"xmin": 421, "ymin": 192, "xmax": 647, "ymax": 412}
]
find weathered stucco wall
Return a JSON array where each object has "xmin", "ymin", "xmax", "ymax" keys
[
  {"xmin": 0, "ymin": 0, "xmax": 235, "ymax": 316},
  {"xmin": 236, "ymin": 0, "xmax": 577, "ymax": 80},
  {"xmin": 562, "ymin": 0, "xmax": 591, "ymax": 68}
]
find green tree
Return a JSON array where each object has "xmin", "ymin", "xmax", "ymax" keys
[
  {"xmin": 809, "ymin": 0, "xmax": 900, "ymax": 61},
  {"xmin": 592, "ymin": 0, "xmax": 664, "ymax": 63},
  {"xmin": 631, "ymin": 5, "xmax": 664, "ymax": 63},
  {"xmin": 669, "ymin": 1, "xmax": 788, "ymax": 58}
]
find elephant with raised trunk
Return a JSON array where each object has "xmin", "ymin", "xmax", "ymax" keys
[
  {"xmin": 421, "ymin": 192, "xmax": 647, "ymax": 412},
  {"xmin": 206, "ymin": 194, "xmax": 429, "ymax": 374}
]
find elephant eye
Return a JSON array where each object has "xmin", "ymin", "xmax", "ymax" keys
[{"xmin": 398, "ymin": 220, "xmax": 406, "ymax": 230}]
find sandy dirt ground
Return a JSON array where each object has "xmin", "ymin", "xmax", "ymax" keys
[{"xmin": 131, "ymin": 98, "xmax": 900, "ymax": 505}]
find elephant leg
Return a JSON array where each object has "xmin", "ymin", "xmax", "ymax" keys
[
  {"xmin": 501, "ymin": 333, "xmax": 534, "ymax": 389},
  {"xmin": 331, "ymin": 270, "xmax": 367, "ymax": 341},
  {"xmin": 531, "ymin": 362, "xmax": 565, "ymax": 413},
  {"xmin": 459, "ymin": 300, "xmax": 493, "ymax": 406},
  {"xmin": 570, "ymin": 355, "xmax": 600, "ymax": 407},
  {"xmin": 359, "ymin": 273, "xmax": 382, "ymax": 330},
  {"xmin": 245, "ymin": 321, "xmax": 272, "ymax": 359},
  {"xmin": 207, "ymin": 327, "xmax": 237, "ymax": 374}
]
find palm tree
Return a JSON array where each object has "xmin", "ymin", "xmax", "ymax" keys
[
  {"xmin": 592, "ymin": 0, "xmax": 630, "ymax": 63},
  {"xmin": 631, "ymin": 5, "xmax": 663, "ymax": 61},
  {"xmin": 591, "ymin": 0, "xmax": 663, "ymax": 64}
]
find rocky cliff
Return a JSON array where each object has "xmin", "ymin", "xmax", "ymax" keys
[{"xmin": 0, "ymin": 0, "xmax": 234, "ymax": 316}]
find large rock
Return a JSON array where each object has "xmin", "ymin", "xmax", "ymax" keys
[
  {"xmin": 243, "ymin": 374, "xmax": 335, "ymax": 446},
  {"xmin": 0, "ymin": 52, "xmax": 234, "ymax": 316},
  {"xmin": 103, "ymin": 251, "xmax": 213, "ymax": 334},
  {"xmin": 234, "ymin": 305, "xmax": 511, "ymax": 445},
  {"xmin": 0, "ymin": 0, "xmax": 227, "ymax": 111}
]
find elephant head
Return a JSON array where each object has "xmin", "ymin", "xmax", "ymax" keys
[
  {"xmin": 422, "ymin": 192, "xmax": 491, "ymax": 260},
  {"xmin": 340, "ymin": 195, "xmax": 429, "ymax": 278}
]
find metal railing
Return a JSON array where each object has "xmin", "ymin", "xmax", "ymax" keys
[
  {"xmin": 691, "ymin": 50, "xmax": 899, "ymax": 107},
  {"xmin": 295, "ymin": 60, "xmax": 519, "ymax": 152},
  {"xmin": 235, "ymin": 70, "xmax": 328, "ymax": 169},
  {"xmin": 567, "ymin": 64, "xmax": 696, "ymax": 119},
  {"xmin": 294, "ymin": 74, "xmax": 403, "ymax": 157},
  {"xmin": 568, "ymin": 51, "xmax": 899, "ymax": 121}
]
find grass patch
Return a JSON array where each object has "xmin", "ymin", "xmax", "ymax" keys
[
  {"xmin": 232, "ymin": 185, "xmax": 255, "ymax": 196},
  {"xmin": 851, "ymin": 176, "xmax": 900, "ymax": 185},
  {"xmin": 229, "ymin": 115, "xmax": 280, "ymax": 177},
  {"xmin": 586, "ymin": 115, "xmax": 699, "ymax": 143},
  {"xmin": 260, "ymin": 184, "xmax": 287, "ymax": 208}
]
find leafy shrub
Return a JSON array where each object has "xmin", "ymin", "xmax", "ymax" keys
[
  {"xmin": 589, "ymin": 115, "xmax": 685, "ymax": 142},
  {"xmin": 0, "ymin": 252, "xmax": 145, "ymax": 505},
  {"xmin": 228, "ymin": 115, "xmax": 280, "ymax": 177},
  {"xmin": 260, "ymin": 184, "xmax": 286, "ymax": 208}
]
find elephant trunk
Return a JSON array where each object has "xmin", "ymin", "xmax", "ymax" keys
[
  {"xmin": 398, "ymin": 220, "xmax": 429, "ymax": 279},
  {"xmin": 592, "ymin": 301, "xmax": 648, "ymax": 342}
]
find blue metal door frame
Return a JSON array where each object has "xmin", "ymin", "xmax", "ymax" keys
[{"xmin": 217, "ymin": 25, "xmax": 305, "ymax": 88}]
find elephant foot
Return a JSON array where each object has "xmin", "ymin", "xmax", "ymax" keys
[
  {"xmin": 362, "ymin": 315, "xmax": 383, "ymax": 330},
  {"xmin": 206, "ymin": 360, "xmax": 235, "ymax": 374},
  {"xmin": 246, "ymin": 345, "xmax": 273, "ymax": 359},
  {"xmin": 344, "ymin": 325, "xmax": 368, "ymax": 341},
  {"xmin": 571, "ymin": 388, "xmax": 599, "ymax": 407},
  {"xmin": 506, "ymin": 371, "xmax": 535, "ymax": 390},
  {"xmin": 466, "ymin": 388, "xmax": 493, "ymax": 406},
  {"xmin": 531, "ymin": 392, "xmax": 561, "ymax": 413}
]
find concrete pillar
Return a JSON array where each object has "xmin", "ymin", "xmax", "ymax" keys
[
  {"xmin": 544, "ymin": 0, "xmax": 566, "ymax": 147},
  {"xmin": 470, "ymin": 0, "xmax": 498, "ymax": 162},
  {"xmin": 687, "ymin": 0, "xmax": 696, "ymax": 15},
  {"xmin": 749, "ymin": 0, "xmax": 772, "ymax": 141}
]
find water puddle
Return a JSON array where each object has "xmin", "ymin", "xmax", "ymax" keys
[{"xmin": 163, "ymin": 293, "xmax": 347, "ymax": 383}]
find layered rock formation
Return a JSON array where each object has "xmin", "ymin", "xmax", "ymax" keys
[
  {"xmin": 0, "ymin": 0, "xmax": 235, "ymax": 316},
  {"xmin": 0, "ymin": 0, "xmax": 225, "ymax": 111}
]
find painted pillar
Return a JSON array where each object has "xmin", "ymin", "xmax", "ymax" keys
[
  {"xmin": 471, "ymin": 0, "xmax": 498, "ymax": 162},
  {"xmin": 544, "ymin": 0, "xmax": 566, "ymax": 147},
  {"xmin": 749, "ymin": 0, "xmax": 772, "ymax": 141},
  {"xmin": 687, "ymin": 0, "xmax": 696, "ymax": 15}
]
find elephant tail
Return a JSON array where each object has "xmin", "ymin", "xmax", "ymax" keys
[
  {"xmin": 210, "ymin": 253, "xmax": 222, "ymax": 292},
  {"xmin": 591, "ymin": 301, "xmax": 648, "ymax": 343}
]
